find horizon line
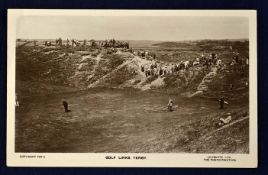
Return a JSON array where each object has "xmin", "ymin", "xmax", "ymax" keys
[{"xmin": 17, "ymin": 38, "xmax": 249, "ymax": 42}]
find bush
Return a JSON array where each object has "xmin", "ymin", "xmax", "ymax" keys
[{"xmin": 106, "ymin": 54, "xmax": 125, "ymax": 70}]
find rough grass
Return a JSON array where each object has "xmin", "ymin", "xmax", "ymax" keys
[
  {"xmin": 102, "ymin": 66, "xmax": 137, "ymax": 86},
  {"xmin": 88, "ymin": 54, "xmax": 125, "ymax": 84},
  {"xmin": 16, "ymin": 80, "xmax": 77, "ymax": 98},
  {"xmin": 186, "ymin": 119, "xmax": 249, "ymax": 153},
  {"xmin": 163, "ymin": 107, "xmax": 249, "ymax": 153},
  {"xmin": 16, "ymin": 47, "xmax": 67, "ymax": 83},
  {"xmin": 204, "ymin": 65, "xmax": 249, "ymax": 100}
]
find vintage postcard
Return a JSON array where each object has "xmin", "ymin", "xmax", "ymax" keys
[{"xmin": 7, "ymin": 9, "xmax": 257, "ymax": 167}]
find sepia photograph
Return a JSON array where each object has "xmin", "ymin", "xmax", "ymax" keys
[{"xmin": 7, "ymin": 10, "xmax": 257, "ymax": 167}]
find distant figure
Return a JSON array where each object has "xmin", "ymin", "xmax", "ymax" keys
[
  {"xmin": 45, "ymin": 41, "xmax": 51, "ymax": 46},
  {"xmin": 229, "ymin": 84, "xmax": 234, "ymax": 90},
  {"xmin": 234, "ymin": 52, "xmax": 239, "ymax": 63},
  {"xmin": 58, "ymin": 37, "xmax": 62, "ymax": 46},
  {"xmin": 153, "ymin": 53, "xmax": 156, "ymax": 59},
  {"xmin": 15, "ymin": 94, "xmax": 19, "ymax": 107},
  {"xmin": 141, "ymin": 65, "xmax": 144, "ymax": 72},
  {"xmin": 218, "ymin": 97, "xmax": 228, "ymax": 109},
  {"xmin": 62, "ymin": 100, "xmax": 71, "ymax": 112},
  {"xmin": 71, "ymin": 39, "xmax": 75, "ymax": 47},
  {"xmin": 159, "ymin": 68, "xmax": 163, "ymax": 76},
  {"xmin": 83, "ymin": 39, "xmax": 87, "ymax": 46},
  {"xmin": 211, "ymin": 53, "xmax": 216, "ymax": 60},
  {"xmin": 167, "ymin": 98, "xmax": 174, "ymax": 112}
]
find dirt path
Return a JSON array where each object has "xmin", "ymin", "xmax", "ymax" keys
[
  {"xmin": 86, "ymin": 52, "xmax": 103, "ymax": 81},
  {"xmin": 186, "ymin": 67, "xmax": 218, "ymax": 98},
  {"xmin": 197, "ymin": 67, "xmax": 217, "ymax": 91},
  {"xmin": 132, "ymin": 56, "xmax": 152, "ymax": 88},
  {"xmin": 92, "ymin": 52, "xmax": 103, "ymax": 70}
]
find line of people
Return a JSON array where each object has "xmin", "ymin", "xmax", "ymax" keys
[
  {"xmin": 49, "ymin": 38, "xmax": 130, "ymax": 49},
  {"xmin": 139, "ymin": 53, "xmax": 224, "ymax": 79},
  {"xmin": 139, "ymin": 51, "xmax": 249, "ymax": 80}
]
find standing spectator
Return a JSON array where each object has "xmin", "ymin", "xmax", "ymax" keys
[{"xmin": 62, "ymin": 100, "xmax": 71, "ymax": 112}]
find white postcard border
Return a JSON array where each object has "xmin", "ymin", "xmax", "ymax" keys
[{"xmin": 7, "ymin": 9, "xmax": 257, "ymax": 167}]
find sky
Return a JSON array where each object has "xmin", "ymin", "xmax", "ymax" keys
[{"xmin": 16, "ymin": 16, "xmax": 249, "ymax": 41}]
